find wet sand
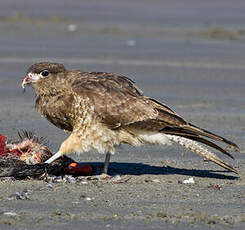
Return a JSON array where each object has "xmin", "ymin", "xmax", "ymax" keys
[{"xmin": 0, "ymin": 0, "xmax": 244, "ymax": 229}]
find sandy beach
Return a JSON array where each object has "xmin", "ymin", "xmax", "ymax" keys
[{"xmin": 0, "ymin": 1, "xmax": 244, "ymax": 229}]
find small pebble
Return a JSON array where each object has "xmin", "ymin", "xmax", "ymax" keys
[
  {"xmin": 0, "ymin": 177, "xmax": 15, "ymax": 182},
  {"xmin": 3, "ymin": 211, "xmax": 18, "ymax": 216},
  {"xmin": 63, "ymin": 175, "xmax": 76, "ymax": 183},
  {"xmin": 46, "ymin": 183, "xmax": 54, "ymax": 191},
  {"xmin": 208, "ymin": 184, "xmax": 222, "ymax": 190},
  {"xmin": 53, "ymin": 176, "xmax": 64, "ymax": 183},
  {"xmin": 15, "ymin": 189, "xmax": 32, "ymax": 200},
  {"xmin": 152, "ymin": 179, "xmax": 160, "ymax": 183},
  {"xmin": 126, "ymin": 40, "xmax": 136, "ymax": 47},
  {"xmin": 111, "ymin": 175, "xmax": 121, "ymax": 182},
  {"xmin": 67, "ymin": 24, "xmax": 77, "ymax": 32},
  {"xmin": 182, "ymin": 177, "xmax": 195, "ymax": 184}
]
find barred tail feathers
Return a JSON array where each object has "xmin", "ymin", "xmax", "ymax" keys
[{"xmin": 166, "ymin": 134, "xmax": 237, "ymax": 174}]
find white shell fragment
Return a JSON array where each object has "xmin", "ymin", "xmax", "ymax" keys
[
  {"xmin": 3, "ymin": 211, "xmax": 18, "ymax": 216},
  {"xmin": 182, "ymin": 177, "xmax": 195, "ymax": 184}
]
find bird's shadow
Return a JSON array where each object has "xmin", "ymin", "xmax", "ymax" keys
[{"xmin": 86, "ymin": 162, "xmax": 238, "ymax": 180}]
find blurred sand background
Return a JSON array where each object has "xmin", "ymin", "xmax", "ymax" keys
[{"xmin": 0, "ymin": 0, "xmax": 244, "ymax": 229}]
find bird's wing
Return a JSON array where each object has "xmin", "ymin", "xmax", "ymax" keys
[
  {"xmin": 71, "ymin": 72, "xmax": 187, "ymax": 129},
  {"xmin": 70, "ymin": 72, "xmax": 239, "ymax": 173},
  {"xmin": 71, "ymin": 72, "xmax": 238, "ymax": 149}
]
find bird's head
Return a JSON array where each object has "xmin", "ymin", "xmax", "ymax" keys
[{"xmin": 22, "ymin": 62, "xmax": 66, "ymax": 88}]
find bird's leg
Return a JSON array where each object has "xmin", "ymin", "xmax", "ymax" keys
[
  {"xmin": 88, "ymin": 153, "xmax": 111, "ymax": 180},
  {"xmin": 103, "ymin": 152, "xmax": 111, "ymax": 174},
  {"xmin": 45, "ymin": 151, "xmax": 62, "ymax": 164},
  {"xmin": 45, "ymin": 133, "xmax": 79, "ymax": 164}
]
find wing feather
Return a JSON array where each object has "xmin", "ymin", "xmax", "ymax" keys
[
  {"xmin": 70, "ymin": 72, "xmax": 181, "ymax": 129},
  {"xmin": 70, "ymin": 71, "xmax": 239, "ymax": 158}
]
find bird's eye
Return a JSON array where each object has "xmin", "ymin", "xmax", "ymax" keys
[{"xmin": 40, "ymin": 70, "xmax": 49, "ymax": 78}]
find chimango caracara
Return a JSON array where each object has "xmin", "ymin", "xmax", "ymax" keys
[{"xmin": 22, "ymin": 62, "xmax": 239, "ymax": 174}]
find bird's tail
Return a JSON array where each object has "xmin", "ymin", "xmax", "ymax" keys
[
  {"xmin": 185, "ymin": 123, "xmax": 240, "ymax": 152},
  {"xmin": 161, "ymin": 123, "xmax": 239, "ymax": 152},
  {"xmin": 166, "ymin": 134, "xmax": 238, "ymax": 174}
]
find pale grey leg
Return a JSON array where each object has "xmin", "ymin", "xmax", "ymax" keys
[{"xmin": 103, "ymin": 153, "xmax": 111, "ymax": 174}]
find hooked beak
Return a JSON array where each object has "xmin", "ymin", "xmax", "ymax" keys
[{"xmin": 21, "ymin": 75, "xmax": 31, "ymax": 88}]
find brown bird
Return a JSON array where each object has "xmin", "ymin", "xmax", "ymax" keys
[{"xmin": 22, "ymin": 62, "xmax": 239, "ymax": 174}]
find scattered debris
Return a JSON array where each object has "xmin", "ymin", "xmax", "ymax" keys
[
  {"xmin": 3, "ymin": 211, "xmax": 18, "ymax": 216},
  {"xmin": 80, "ymin": 180, "xmax": 88, "ymax": 185},
  {"xmin": 222, "ymin": 215, "xmax": 235, "ymax": 224},
  {"xmin": 145, "ymin": 178, "xmax": 160, "ymax": 183},
  {"xmin": 80, "ymin": 194, "xmax": 93, "ymax": 201},
  {"xmin": 63, "ymin": 175, "xmax": 77, "ymax": 183},
  {"xmin": 110, "ymin": 175, "xmax": 131, "ymax": 183},
  {"xmin": 111, "ymin": 174, "xmax": 121, "ymax": 181},
  {"xmin": 46, "ymin": 183, "xmax": 55, "ymax": 191},
  {"xmin": 87, "ymin": 173, "xmax": 111, "ymax": 181},
  {"xmin": 50, "ymin": 176, "xmax": 64, "ymax": 183},
  {"xmin": 7, "ymin": 189, "xmax": 32, "ymax": 200},
  {"xmin": 36, "ymin": 183, "xmax": 56, "ymax": 192},
  {"xmin": 152, "ymin": 179, "xmax": 160, "ymax": 183},
  {"xmin": 208, "ymin": 184, "xmax": 222, "ymax": 190},
  {"xmin": 164, "ymin": 159, "xmax": 177, "ymax": 165},
  {"xmin": 182, "ymin": 177, "xmax": 195, "ymax": 184},
  {"xmin": 126, "ymin": 40, "xmax": 136, "ymax": 47},
  {"xmin": 67, "ymin": 24, "xmax": 77, "ymax": 32},
  {"xmin": 203, "ymin": 157, "xmax": 209, "ymax": 162},
  {"xmin": 45, "ymin": 175, "xmax": 78, "ymax": 183},
  {"xmin": 0, "ymin": 176, "xmax": 15, "ymax": 182}
]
